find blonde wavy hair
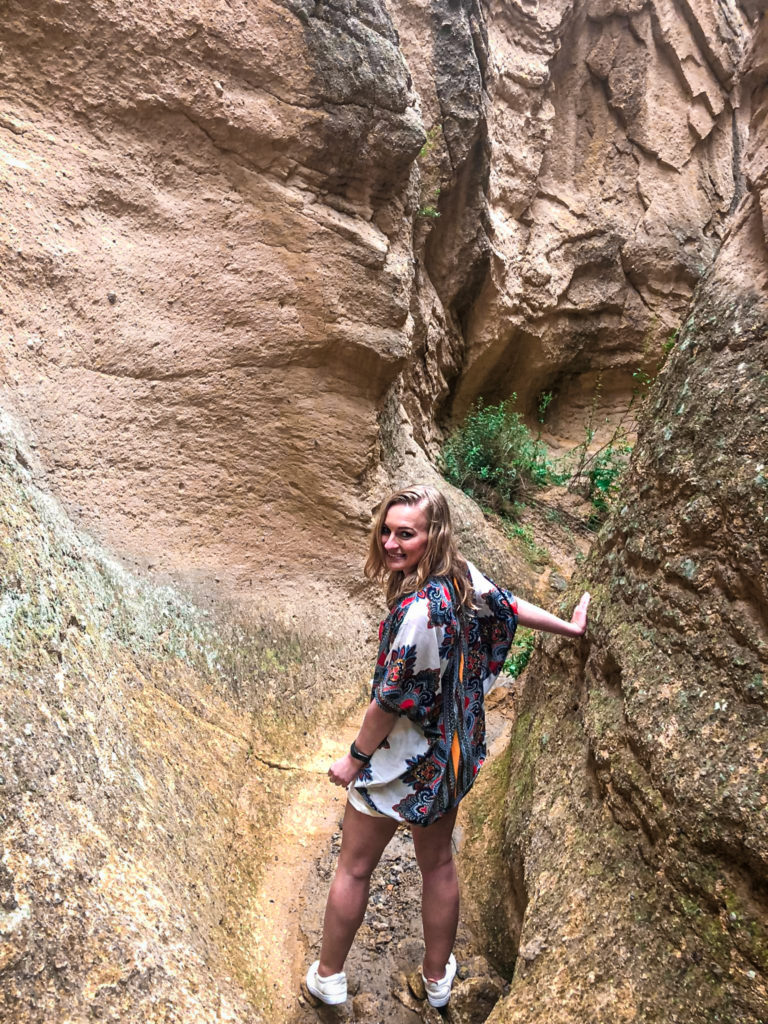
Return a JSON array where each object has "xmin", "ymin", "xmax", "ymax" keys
[{"xmin": 365, "ymin": 485, "xmax": 473, "ymax": 610}]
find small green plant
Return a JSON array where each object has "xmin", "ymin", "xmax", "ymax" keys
[
  {"xmin": 503, "ymin": 627, "xmax": 535, "ymax": 679},
  {"xmin": 559, "ymin": 368, "xmax": 638, "ymax": 524},
  {"xmin": 419, "ymin": 124, "xmax": 442, "ymax": 160},
  {"xmin": 503, "ymin": 520, "xmax": 549, "ymax": 567},
  {"xmin": 586, "ymin": 441, "xmax": 633, "ymax": 523},
  {"xmin": 632, "ymin": 368, "xmax": 654, "ymax": 391},
  {"xmin": 662, "ymin": 329, "xmax": 678, "ymax": 356},
  {"xmin": 440, "ymin": 397, "xmax": 554, "ymax": 511},
  {"xmin": 536, "ymin": 390, "xmax": 554, "ymax": 424},
  {"xmin": 417, "ymin": 125, "xmax": 444, "ymax": 222},
  {"xmin": 418, "ymin": 203, "xmax": 440, "ymax": 218}
]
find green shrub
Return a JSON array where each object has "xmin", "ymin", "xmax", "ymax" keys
[
  {"xmin": 503, "ymin": 627, "xmax": 535, "ymax": 679},
  {"xmin": 440, "ymin": 398, "xmax": 553, "ymax": 511},
  {"xmin": 586, "ymin": 441, "xmax": 633, "ymax": 523}
]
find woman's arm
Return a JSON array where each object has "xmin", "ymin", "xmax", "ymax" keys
[
  {"xmin": 327, "ymin": 699, "xmax": 397, "ymax": 788},
  {"xmin": 516, "ymin": 592, "xmax": 590, "ymax": 637}
]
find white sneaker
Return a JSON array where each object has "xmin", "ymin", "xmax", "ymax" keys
[
  {"xmin": 306, "ymin": 960, "xmax": 347, "ymax": 1005},
  {"xmin": 422, "ymin": 953, "xmax": 457, "ymax": 1007}
]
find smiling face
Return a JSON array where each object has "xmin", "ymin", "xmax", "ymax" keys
[{"xmin": 381, "ymin": 502, "xmax": 429, "ymax": 576}]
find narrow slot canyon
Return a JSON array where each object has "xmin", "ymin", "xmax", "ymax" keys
[{"xmin": 1, "ymin": 1, "xmax": 766, "ymax": 1022}]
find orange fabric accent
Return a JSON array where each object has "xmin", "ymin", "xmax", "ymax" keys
[
  {"xmin": 450, "ymin": 733, "xmax": 461, "ymax": 794},
  {"xmin": 451, "ymin": 639, "xmax": 465, "ymax": 794}
]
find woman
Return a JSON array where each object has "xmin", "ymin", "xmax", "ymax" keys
[{"xmin": 306, "ymin": 485, "xmax": 590, "ymax": 1008}]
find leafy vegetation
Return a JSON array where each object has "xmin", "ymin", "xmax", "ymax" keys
[
  {"xmin": 536, "ymin": 390, "xmax": 554, "ymax": 424},
  {"xmin": 503, "ymin": 627, "xmax": 536, "ymax": 679},
  {"xmin": 503, "ymin": 520, "xmax": 549, "ymax": 568},
  {"xmin": 440, "ymin": 397, "xmax": 555, "ymax": 512},
  {"xmin": 584, "ymin": 441, "xmax": 633, "ymax": 522},
  {"xmin": 417, "ymin": 202, "xmax": 440, "ymax": 219},
  {"xmin": 441, "ymin": 333, "xmax": 679, "ymax": 534}
]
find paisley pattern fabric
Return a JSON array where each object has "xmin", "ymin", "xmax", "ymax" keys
[{"xmin": 351, "ymin": 562, "xmax": 518, "ymax": 826}]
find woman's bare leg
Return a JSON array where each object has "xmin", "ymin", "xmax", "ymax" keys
[
  {"xmin": 411, "ymin": 807, "xmax": 459, "ymax": 980},
  {"xmin": 318, "ymin": 801, "xmax": 398, "ymax": 976}
]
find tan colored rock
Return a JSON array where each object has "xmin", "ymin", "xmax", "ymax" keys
[
  {"xmin": 0, "ymin": 1, "xmax": 766, "ymax": 1022},
  {"xmin": 407, "ymin": 965, "xmax": 427, "ymax": 1000},
  {"xmin": 0, "ymin": 0, "xmax": 754, "ymax": 617},
  {"xmin": 0, "ymin": 0, "xmax": 429, "ymax": 628},
  {"xmin": 470, "ymin": 16, "xmax": 768, "ymax": 1024},
  {"xmin": 447, "ymin": 0, "xmax": 752, "ymax": 437},
  {"xmin": 449, "ymin": 974, "xmax": 504, "ymax": 1023}
]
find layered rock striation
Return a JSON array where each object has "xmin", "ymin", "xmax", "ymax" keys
[
  {"xmin": 1, "ymin": 0, "xmax": 766, "ymax": 1021},
  {"xmin": 0, "ymin": 0, "xmax": 755, "ymax": 608},
  {"xmin": 398, "ymin": 0, "xmax": 754, "ymax": 445},
  {"xmin": 468, "ymin": 15, "xmax": 768, "ymax": 1021}
]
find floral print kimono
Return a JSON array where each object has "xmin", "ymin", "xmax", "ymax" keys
[{"xmin": 350, "ymin": 562, "xmax": 518, "ymax": 826}]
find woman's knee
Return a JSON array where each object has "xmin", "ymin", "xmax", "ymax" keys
[
  {"xmin": 337, "ymin": 852, "xmax": 378, "ymax": 884},
  {"xmin": 414, "ymin": 843, "xmax": 454, "ymax": 877}
]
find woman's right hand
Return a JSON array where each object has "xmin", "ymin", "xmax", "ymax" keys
[{"xmin": 328, "ymin": 753, "xmax": 364, "ymax": 788}]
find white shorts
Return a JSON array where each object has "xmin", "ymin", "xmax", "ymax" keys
[{"xmin": 347, "ymin": 784, "xmax": 390, "ymax": 819}]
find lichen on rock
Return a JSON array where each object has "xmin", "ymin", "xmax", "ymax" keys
[{"xmin": 467, "ymin": 17, "xmax": 768, "ymax": 1021}]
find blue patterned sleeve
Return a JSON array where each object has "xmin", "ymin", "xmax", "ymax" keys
[{"xmin": 371, "ymin": 596, "xmax": 441, "ymax": 719}]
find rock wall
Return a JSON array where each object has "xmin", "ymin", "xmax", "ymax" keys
[
  {"xmin": 397, "ymin": 0, "xmax": 753, "ymax": 446},
  {"xmin": 0, "ymin": 409, "xmax": 371, "ymax": 1023},
  {"xmin": 0, "ymin": 0, "xmax": 754, "ymax": 616},
  {"xmin": 0, "ymin": 0, "xmax": 430, "ymax": 620},
  {"xmin": 1, "ymin": 1, "xmax": 765, "ymax": 1021},
  {"xmin": 467, "ymin": 15, "xmax": 767, "ymax": 1021}
]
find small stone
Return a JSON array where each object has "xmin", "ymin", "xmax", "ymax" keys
[
  {"xmin": 392, "ymin": 973, "xmax": 422, "ymax": 1012},
  {"xmin": 107, "ymin": 292, "xmax": 117, "ymax": 304},
  {"xmin": 451, "ymin": 975, "xmax": 503, "ymax": 1022},
  {"xmin": 352, "ymin": 992, "xmax": 380, "ymax": 1018},
  {"xmin": 407, "ymin": 968, "xmax": 426, "ymax": 1000},
  {"xmin": 421, "ymin": 1003, "xmax": 443, "ymax": 1024},
  {"xmin": 300, "ymin": 980, "xmax": 320, "ymax": 1007},
  {"xmin": 214, "ymin": 80, "xmax": 224, "ymax": 96},
  {"xmin": 519, "ymin": 936, "xmax": 547, "ymax": 963}
]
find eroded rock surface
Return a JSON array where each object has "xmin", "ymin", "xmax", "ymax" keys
[
  {"xmin": 401, "ymin": 0, "xmax": 753, "ymax": 445},
  {"xmin": 468, "ymin": 17, "xmax": 768, "ymax": 1022},
  {"xmin": 1, "ymin": 1, "xmax": 766, "ymax": 1022},
  {"xmin": 0, "ymin": 410, "xmax": 372, "ymax": 1023},
  {"xmin": 0, "ymin": 0, "xmax": 755, "ymax": 610},
  {"xmin": 0, "ymin": 0, "xmax": 429, "ymax": 618}
]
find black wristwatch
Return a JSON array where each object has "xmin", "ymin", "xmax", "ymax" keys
[{"xmin": 350, "ymin": 741, "xmax": 373, "ymax": 764}]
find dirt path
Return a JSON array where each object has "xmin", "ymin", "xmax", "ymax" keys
[{"xmin": 247, "ymin": 690, "xmax": 517, "ymax": 1024}]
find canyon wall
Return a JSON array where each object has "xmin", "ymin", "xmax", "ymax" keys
[
  {"xmin": 464, "ymin": 14, "xmax": 767, "ymax": 1022},
  {"xmin": 0, "ymin": 0, "xmax": 754, "ymax": 615},
  {"xmin": 0, "ymin": 0, "xmax": 765, "ymax": 1021}
]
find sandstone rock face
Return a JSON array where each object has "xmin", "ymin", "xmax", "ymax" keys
[
  {"xmin": 1, "ymin": 1, "xmax": 766, "ymax": 1022},
  {"xmin": 474, "ymin": 18, "xmax": 768, "ymax": 1021},
  {"xmin": 401, "ymin": 0, "xmax": 753, "ymax": 446},
  {"xmin": 0, "ymin": 410, "xmax": 370, "ymax": 1023},
  {"xmin": 0, "ymin": 0, "xmax": 429, "ymax": 620},
  {"xmin": 0, "ymin": 0, "xmax": 754, "ymax": 613}
]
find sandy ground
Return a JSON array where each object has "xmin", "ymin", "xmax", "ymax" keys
[{"xmin": 245, "ymin": 688, "xmax": 517, "ymax": 1024}]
